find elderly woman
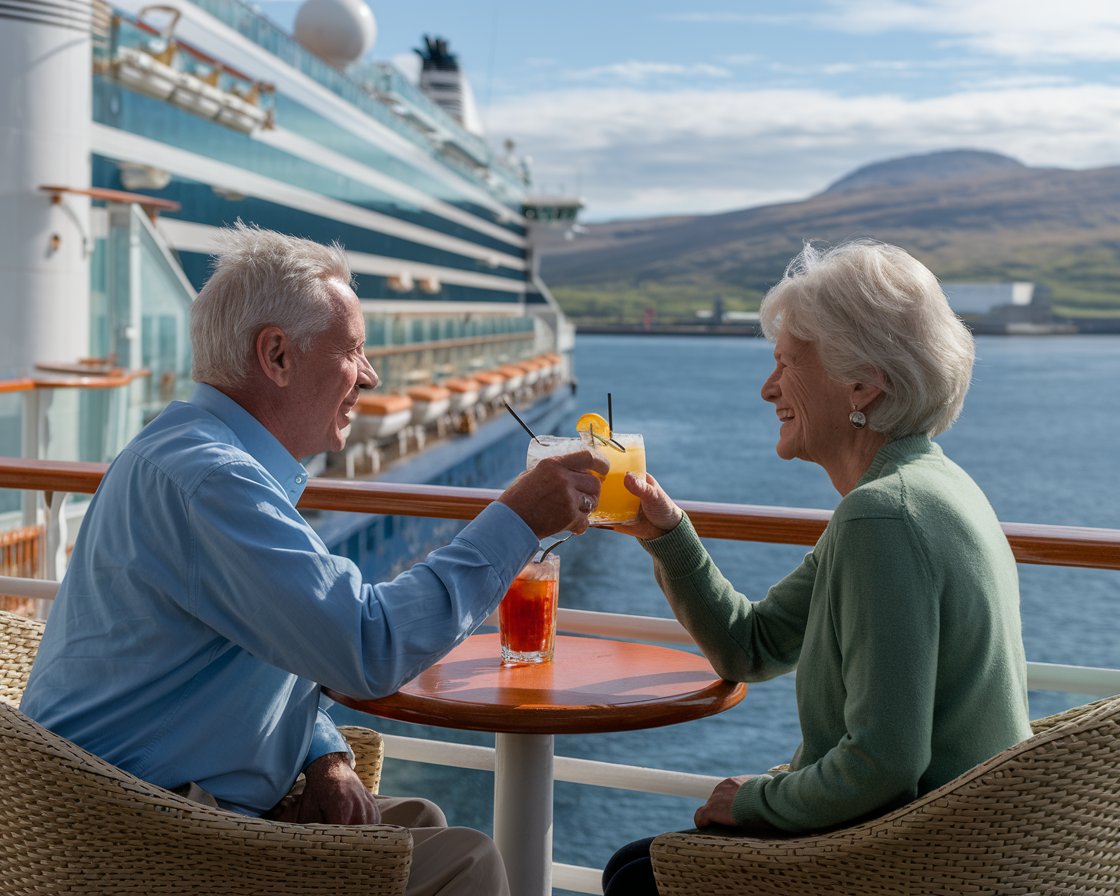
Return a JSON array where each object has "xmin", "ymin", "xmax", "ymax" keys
[{"xmin": 602, "ymin": 240, "xmax": 1031, "ymax": 895}]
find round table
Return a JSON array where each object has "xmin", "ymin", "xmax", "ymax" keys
[{"xmin": 327, "ymin": 632, "xmax": 746, "ymax": 896}]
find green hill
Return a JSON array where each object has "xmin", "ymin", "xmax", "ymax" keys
[{"xmin": 539, "ymin": 150, "xmax": 1120, "ymax": 325}]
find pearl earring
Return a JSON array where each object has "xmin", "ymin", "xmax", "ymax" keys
[{"xmin": 849, "ymin": 410, "xmax": 866, "ymax": 429}]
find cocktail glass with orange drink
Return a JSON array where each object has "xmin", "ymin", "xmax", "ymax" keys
[
  {"xmin": 575, "ymin": 412, "xmax": 646, "ymax": 526},
  {"xmin": 498, "ymin": 553, "xmax": 560, "ymax": 664}
]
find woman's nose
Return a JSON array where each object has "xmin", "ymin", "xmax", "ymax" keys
[{"xmin": 761, "ymin": 367, "xmax": 780, "ymax": 402}]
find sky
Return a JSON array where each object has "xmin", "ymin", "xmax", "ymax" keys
[{"xmin": 254, "ymin": 0, "xmax": 1120, "ymax": 222}]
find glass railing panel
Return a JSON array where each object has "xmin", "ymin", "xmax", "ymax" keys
[
  {"xmin": 0, "ymin": 392, "xmax": 24, "ymax": 518},
  {"xmin": 96, "ymin": 204, "xmax": 194, "ymax": 424},
  {"xmin": 133, "ymin": 207, "xmax": 195, "ymax": 411}
]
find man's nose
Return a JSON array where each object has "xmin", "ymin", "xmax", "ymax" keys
[{"xmin": 359, "ymin": 356, "xmax": 379, "ymax": 390}]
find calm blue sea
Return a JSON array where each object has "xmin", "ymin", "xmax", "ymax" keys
[{"xmin": 337, "ymin": 333, "xmax": 1120, "ymax": 886}]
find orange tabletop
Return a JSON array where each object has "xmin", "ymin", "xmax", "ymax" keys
[{"xmin": 326, "ymin": 632, "xmax": 746, "ymax": 734}]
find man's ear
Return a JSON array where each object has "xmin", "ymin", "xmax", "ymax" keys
[{"xmin": 255, "ymin": 325, "xmax": 292, "ymax": 387}]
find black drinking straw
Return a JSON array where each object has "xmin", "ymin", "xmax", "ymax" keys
[
  {"xmin": 503, "ymin": 399, "xmax": 540, "ymax": 442},
  {"xmin": 601, "ymin": 393, "xmax": 626, "ymax": 451}
]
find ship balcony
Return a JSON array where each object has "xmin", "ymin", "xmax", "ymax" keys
[{"xmin": 1, "ymin": 459, "xmax": 1118, "ymax": 893}]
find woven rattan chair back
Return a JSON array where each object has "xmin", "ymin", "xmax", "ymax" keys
[
  {"xmin": 652, "ymin": 694, "xmax": 1120, "ymax": 896},
  {"xmin": 0, "ymin": 609, "xmax": 411, "ymax": 894},
  {"xmin": 0, "ymin": 609, "xmax": 44, "ymax": 706},
  {"xmin": 0, "ymin": 698, "xmax": 412, "ymax": 895}
]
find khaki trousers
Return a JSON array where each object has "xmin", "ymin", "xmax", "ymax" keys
[{"xmin": 377, "ymin": 794, "xmax": 510, "ymax": 896}]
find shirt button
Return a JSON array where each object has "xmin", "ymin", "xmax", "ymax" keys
[{"xmin": 295, "ymin": 475, "xmax": 305, "ymax": 484}]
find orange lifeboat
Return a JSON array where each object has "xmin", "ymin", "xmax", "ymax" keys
[
  {"xmin": 443, "ymin": 376, "xmax": 481, "ymax": 414},
  {"xmin": 496, "ymin": 364, "xmax": 525, "ymax": 393},
  {"xmin": 406, "ymin": 384, "xmax": 452, "ymax": 426},
  {"xmin": 352, "ymin": 393, "xmax": 413, "ymax": 440},
  {"xmin": 472, "ymin": 370, "xmax": 506, "ymax": 403}
]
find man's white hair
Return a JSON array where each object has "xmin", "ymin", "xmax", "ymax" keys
[{"xmin": 190, "ymin": 222, "xmax": 354, "ymax": 389}]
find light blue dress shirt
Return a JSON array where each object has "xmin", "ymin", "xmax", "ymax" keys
[{"xmin": 22, "ymin": 384, "xmax": 537, "ymax": 815}]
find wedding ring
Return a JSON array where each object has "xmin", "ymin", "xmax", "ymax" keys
[{"xmin": 580, "ymin": 495, "xmax": 593, "ymax": 513}]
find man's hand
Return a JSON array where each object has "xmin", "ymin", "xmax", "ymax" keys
[
  {"xmin": 610, "ymin": 472, "xmax": 684, "ymax": 540},
  {"xmin": 498, "ymin": 448, "xmax": 610, "ymax": 537},
  {"xmin": 268, "ymin": 752, "xmax": 380, "ymax": 825}
]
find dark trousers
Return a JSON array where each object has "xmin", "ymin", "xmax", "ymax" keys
[
  {"xmin": 602, "ymin": 836, "xmax": 658, "ymax": 895},
  {"xmin": 603, "ymin": 826, "xmax": 752, "ymax": 895}
]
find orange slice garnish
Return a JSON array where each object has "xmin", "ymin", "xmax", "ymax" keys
[{"xmin": 576, "ymin": 412, "xmax": 611, "ymax": 441}]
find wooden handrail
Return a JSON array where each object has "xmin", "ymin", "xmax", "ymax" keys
[
  {"xmin": 0, "ymin": 457, "xmax": 1118, "ymax": 571},
  {"xmin": 0, "ymin": 371, "xmax": 148, "ymax": 392},
  {"xmin": 40, "ymin": 184, "xmax": 180, "ymax": 222}
]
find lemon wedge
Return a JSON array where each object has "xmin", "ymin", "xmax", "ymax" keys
[{"xmin": 576, "ymin": 412, "xmax": 611, "ymax": 440}]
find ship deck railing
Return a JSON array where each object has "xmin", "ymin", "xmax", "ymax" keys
[{"xmin": 1, "ymin": 458, "xmax": 1118, "ymax": 895}]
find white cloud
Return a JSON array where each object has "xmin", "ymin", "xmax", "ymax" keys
[
  {"xmin": 564, "ymin": 61, "xmax": 733, "ymax": 85},
  {"xmin": 822, "ymin": 0, "xmax": 1120, "ymax": 60},
  {"xmin": 488, "ymin": 82, "xmax": 1120, "ymax": 220}
]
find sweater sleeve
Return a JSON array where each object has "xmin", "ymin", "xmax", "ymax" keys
[
  {"xmin": 732, "ymin": 513, "xmax": 941, "ymax": 831},
  {"xmin": 641, "ymin": 514, "xmax": 814, "ymax": 682}
]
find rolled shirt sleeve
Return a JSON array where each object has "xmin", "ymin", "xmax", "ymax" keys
[{"xmin": 304, "ymin": 705, "xmax": 353, "ymax": 769}]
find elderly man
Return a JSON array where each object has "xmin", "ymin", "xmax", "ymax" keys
[{"xmin": 22, "ymin": 223, "xmax": 606, "ymax": 896}]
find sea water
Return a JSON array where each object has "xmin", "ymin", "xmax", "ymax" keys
[{"xmin": 336, "ymin": 333, "xmax": 1120, "ymax": 887}]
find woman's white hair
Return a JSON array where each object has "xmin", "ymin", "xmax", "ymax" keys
[
  {"xmin": 759, "ymin": 240, "xmax": 974, "ymax": 438},
  {"xmin": 190, "ymin": 222, "xmax": 354, "ymax": 389}
]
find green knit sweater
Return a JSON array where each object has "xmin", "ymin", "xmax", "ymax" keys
[{"xmin": 641, "ymin": 435, "xmax": 1031, "ymax": 832}]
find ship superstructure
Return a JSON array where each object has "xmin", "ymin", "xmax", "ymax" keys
[{"xmin": 0, "ymin": 0, "xmax": 583, "ymax": 569}]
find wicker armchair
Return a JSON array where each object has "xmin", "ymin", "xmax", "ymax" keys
[
  {"xmin": 0, "ymin": 608, "xmax": 44, "ymax": 706},
  {"xmin": 651, "ymin": 694, "xmax": 1120, "ymax": 896},
  {"xmin": 0, "ymin": 610, "xmax": 411, "ymax": 895}
]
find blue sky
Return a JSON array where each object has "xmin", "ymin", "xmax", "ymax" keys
[{"xmin": 255, "ymin": 1, "xmax": 1120, "ymax": 221}]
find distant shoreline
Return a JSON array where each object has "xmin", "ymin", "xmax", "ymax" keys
[
  {"xmin": 576, "ymin": 323, "xmax": 763, "ymax": 337},
  {"xmin": 575, "ymin": 319, "xmax": 1120, "ymax": 337}
]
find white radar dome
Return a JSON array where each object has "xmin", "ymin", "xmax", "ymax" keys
[{"xmin": 294, "ymin": 0, "xmax": 376, "ymax": 67}]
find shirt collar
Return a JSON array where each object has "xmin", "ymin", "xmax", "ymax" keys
[{"xmin": 188, "ymin": 384, "xmax": 310, "ymax": 502}]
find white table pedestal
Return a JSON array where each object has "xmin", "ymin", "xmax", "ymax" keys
[{"xmin": 493, "ymin": 732, "xmax": 555, "ymax": 896}]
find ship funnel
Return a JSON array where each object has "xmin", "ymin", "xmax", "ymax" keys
[
  {"xmin": 294, "ymin": 0, "xmax": 376, "ymax": 68},
  {"xmin": 415, "ymin": 35, "xmax": 484, "ymax": 136}
]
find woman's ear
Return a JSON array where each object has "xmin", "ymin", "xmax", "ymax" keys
[{"xmin": 850, "ymin": 371, "xmax": 886, "ymax": 411}]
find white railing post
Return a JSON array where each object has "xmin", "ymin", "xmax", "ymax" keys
[{"xmin": 38, "ymin": 490, "xmax": 68, "ymax": 620}]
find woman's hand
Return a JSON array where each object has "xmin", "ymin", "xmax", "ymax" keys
[
  {"xmin": 694, "ymin": 775, "xmax": 753, "ymax": 828},
  {"xmin": 695, "ymin": 775, "xmax": 785, "ymax": 835},
  {"xmin": 610, "ymin": 471, "xmax": 684, "ymax": 540}
]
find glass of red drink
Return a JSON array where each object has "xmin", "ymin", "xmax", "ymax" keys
[{"xmin": 498, "ymin": 553, "xmax": 559, "ymax": 664}]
